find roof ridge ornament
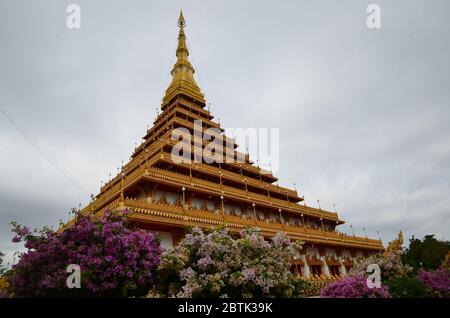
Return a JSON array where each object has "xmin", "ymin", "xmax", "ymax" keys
[
  {"xmin": 161, "ymin": 10, "xmax": 206, "ymax": 107},
  {"xmin": 178, "ymin": 10, "xmax": 186, "ymax": 28}
]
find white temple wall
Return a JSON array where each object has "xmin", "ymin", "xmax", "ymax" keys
[
  {"xmin": 148, "ymin": 230, "xmax": 173, "ymax": 250},
  {"xmin": 191, "ymin": 197, "xmax": 205, "ymax": 209},
  {"xmin": 340, "ymin": 259, "xmax": 347, "ymax": 276},
  {"xmin": 224, "ymin": 203, "xmax": 232, "ymax": 214},
  {"xmin": 306, "ymin": 220, "xmax": 318, "ymax": 228},
  {"xmin": 306, "ymin": 247, "xmax": 320, "ymax": 258},
  {"xmin": 155, "ymin": 190, "xmax": 164, "ymax": 201},
  {"xmin": 291, "ymin": 216, "xmax": 300, "ymax": 226},
  {"xmin": 166, "ymin": 192, "xmax": 179, "ymax": 204},
  {"xmin": 321, "ymin": 256, "xmax": 330, "ymax": 276},
  {"xmin": 301, "ymin": 255, "xmax": 311, "ymax": 278},
  {"xmin": 325, "ymin": 248, "xmax": 337, "ymax": 258},
  {"xmin": 256, "ymin": 210, "xmax": 265, "ymax": 220},
  {"xmin": 341, "ymin": 249, "xmax": 352, "ymax": 258},
  {"xmin": 205, "ymin": 200, "xmax": 215, "ymax": 211}
]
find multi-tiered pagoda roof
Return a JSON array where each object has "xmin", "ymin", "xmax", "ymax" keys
[{"xmin": 81, "ymin": 11, "xmax": 383, "ymax": 278}]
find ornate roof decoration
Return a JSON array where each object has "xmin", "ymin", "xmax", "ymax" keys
[
  {"xmin": 383, "ymin": 230, "xmax": 403, "ymax": 256},
  {"xmin": 162, "ymin": 10, "xmax": 205, "ymax": 107}
]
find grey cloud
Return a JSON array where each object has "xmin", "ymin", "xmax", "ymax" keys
[{"xmin": 1, "ymin": 0, "xmax": 449, "ymax": 264}]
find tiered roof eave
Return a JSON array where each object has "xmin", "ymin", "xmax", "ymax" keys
[{"xmin": 81, "ymin": 11, "xmax": 381, "ymax": 252}]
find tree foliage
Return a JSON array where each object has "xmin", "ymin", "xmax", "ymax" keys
[
  {"xmin": 402, "ymin": 235, "xmax": 450, "ymax": 272},
  {"xmin": 387, "ymin": 276, "xmax": 427, "ymax": 298}
]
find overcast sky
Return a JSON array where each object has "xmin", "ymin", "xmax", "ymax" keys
[{"xmin": 1, "ymin": 0, "xmax": 449, "ymax": 266}]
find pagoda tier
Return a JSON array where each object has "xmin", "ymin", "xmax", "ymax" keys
[
  {"xmin": 95, "ymin": 198, "xmax": 382, "ymax": 252},
  {"xmin": 81, "ymin": 11, "xmax": 383, "ymax": 278}
]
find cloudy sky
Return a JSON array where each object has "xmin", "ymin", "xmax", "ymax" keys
[{"xmin": 1, "ymin": 0, "xmax": 449, "ymax": 265}]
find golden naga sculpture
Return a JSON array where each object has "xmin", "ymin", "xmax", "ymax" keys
[
  {"xmin": 441, "ymin": 251, "xmax": 450, "ymax": 271},
  {"xmin": 383, "ymin": 230, "xmax": 403, "ymax": 256},
  {"xmin": 0, "ymin": 276, "xmax": 9, "ymax": 293}
]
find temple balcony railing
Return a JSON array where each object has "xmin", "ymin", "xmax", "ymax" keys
[
  {"xmin": 101, "ymin": 198, "xmax": 383, "ymax": 251},
  {"xmin": 174, "ymin": 98, "xmax": 212, "ymax": 118},
  {"xmin": 87, "ymin": 159, "xmax": 340, "ymax": 225},
  {"xmin": 103, "ymin": 131, "xmax": 175, "ymax": 193},
  {"xmin": 132, "ymin": 131, "xmax": 277, "ymax": 190},
  {"xmin": 158, "ymin": 151, "xmax": 299, "ymax": 199},
  {"xmin": 137, "ymin": 119, "xmax": 251, "ymax": 168},
  {"xmin": 342, "ymin": 257, "xmax": 355, "ymax": 268},
  {"xmin": 145, "ymin": 165, "xmax": 339, "ymax": 222},
  {"xmin": 146, "ymin": 104, "xmax": 222, "ymax": 141},
  {"xmin": 135, "ymin": 119, "xmax": 177, "ymax": 157},
  {"xmin": 169, "ymin": 116, "xmax": 237, "ymax": 148},
  {"xmin": 157, "ymin": 148, "xmax": 285, "ymax": 199},
  {"xmin": 162, "ymin": 96, "xmax": 211, "ymax": 117},
  {"xmin": 171, "ymin": 106, "xmax": 221, "ymax": 129},
  {"xmin": 161, "ymin": 134, "xmax": 252, "ymax": 167},
  {"xmin": 95, "ymin": 161, "xmax": 334, "ymax": 222},
  {"xmin": 306, "ymin": 255, "xmax": 323, "ymax": 266},
  {"xmin": 324, "ymin": 256, "xmax": 342, "ymax": 266}
]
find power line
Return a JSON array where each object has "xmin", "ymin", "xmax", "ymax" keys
[{"xmin": 0, "ymin": 102, "xmax": 90, "ymax": 196}]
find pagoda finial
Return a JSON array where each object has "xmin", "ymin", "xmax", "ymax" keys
[
  {"xmin": 175, "ymin": 10, "xmax": 189, "ymax": 60},
  {"xmin": 161, "ymin": 11, "xmax": 205, "ymax": 107},
  {"xmin": 178, "ymin": 10, "xmax": 186, "ymax": 28}
]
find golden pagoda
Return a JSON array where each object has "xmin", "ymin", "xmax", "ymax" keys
[{"xmin": 81, "ymin": 11, "xmax": 383, "ymax": 278}]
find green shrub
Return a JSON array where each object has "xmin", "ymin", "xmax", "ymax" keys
[{"xmin": 387, "ymin": 276, "xmax": 427, "ymax": 298}]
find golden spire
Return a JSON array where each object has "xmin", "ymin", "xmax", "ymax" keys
[
  {"xmin": 162, "ymin": 10, "xmax": 205, "ymax": 107},
  {"xmin": 174, "ymin": 10, "xmax": 192, "ymax": 73},
  {"xmin": 178, "ymin": 10, "xmax": 186, "ymax": 28}
]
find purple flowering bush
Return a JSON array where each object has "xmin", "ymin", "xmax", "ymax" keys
[
  {"xmin": 320, "ymin": 275, "xmax": 391, "ymax": 298},
  {"xmin": 417, "ymin": 268, "xmax": 450, "ymax": 297},
  {"xmin": 9, "ymin": 210, "xmax": 162, "ymax": 297},
  {"xmin": 318, "ymin": 233, "xmax": 449, "ymax": 298},
  {"xmin": 327, "ymin": 244, "xmax": 449, "ymax": 298},
  {"xmin": 152, "ymin": 227, "xmax": 305, "ymax": 298}
]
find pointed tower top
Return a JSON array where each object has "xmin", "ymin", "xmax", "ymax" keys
[
  {"xmin": 178, "ymin": 10, "xmax": 186, "ymax": 28},
  {"xmin": 162, "ymin": 11, "xmax": 205, "ymax": 108}
]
